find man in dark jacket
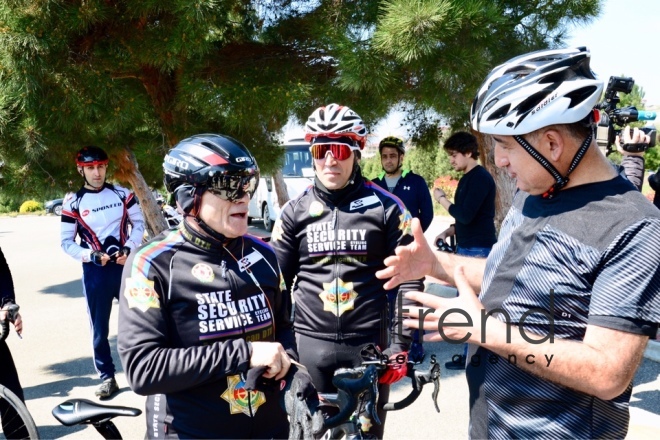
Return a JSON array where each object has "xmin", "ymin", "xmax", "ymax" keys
[
  {"xmin": 371, "ymin": 136, "xmax": 434, "ymax": 232},
  {"xmin": 119, "ymin": 134, "xmax": 313, "ymax": 439},
  {"xmin": 271, "ymin": 104, "xmax": 422, "ymax": 438}
]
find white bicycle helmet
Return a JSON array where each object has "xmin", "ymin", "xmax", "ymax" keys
[
  {"xmin": 470, "ymin": 47, "xmax": 603, "ymax": 136},
  {"xmin": 304, "ymin": 103, "xmax": 368, "ymax": 148}
]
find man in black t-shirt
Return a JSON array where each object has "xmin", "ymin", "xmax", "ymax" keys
[
  {"xmin": 433, "ymin": 131, "xmax": 497, "ymax": 369},
  {"xmin": 434, "ymin": 132, "xmax": 497, "ymax": 257}
]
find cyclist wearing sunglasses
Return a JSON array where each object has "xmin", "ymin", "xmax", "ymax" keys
[
  {"xmin": 271, "ymin": 104, "xmax": 423, "ymax": 438},
  {"xmin": 118, "ymin": 134, "xmax": 313, "ymax": 439}
]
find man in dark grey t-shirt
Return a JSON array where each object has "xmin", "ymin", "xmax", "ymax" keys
[{"xmin": 377, "ymin": 47, "xmax": 660, "ymax": 439}]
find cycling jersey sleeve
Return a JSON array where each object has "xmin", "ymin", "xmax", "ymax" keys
[
  {"xmin": 589, "ymin": 218, "xmax": 660, "ymax": 334},
  {"xmin": 119, "ymin": 188, "xmax": 145, "ymax": 250},
  {"xmin": 272, "ymin": 260, "xmax": 297, "ymax": 361},
  {"xmin": 271, "ymin": 200, "xmax": 299, "ymax": 300},
  {"xmin": 60, "ymin": 196, "xmax": 93, "ymax": 263}
]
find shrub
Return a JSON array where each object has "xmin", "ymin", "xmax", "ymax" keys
[
  {"xmin": 19, "ymin": 200, "xmax": 43, "ymax": 213},
  {"xmin": 432, "ymin": 175, "xmax": 459, "ymax": 215},
  {"xmin": 433, "ymin": 175, "xmax": 458, "ymax": 200}
]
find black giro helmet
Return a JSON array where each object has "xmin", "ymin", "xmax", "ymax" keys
[
  {"xmin": 379, "ymin": 136, "xmax": 405, "ymax": 155},
  {"xmin": 76, "ymin": 146, "xmax": 108, "ymax": 167},
  {"xmin": 163, "ymin": 134, "xmax": 260, "ymax": 202}
]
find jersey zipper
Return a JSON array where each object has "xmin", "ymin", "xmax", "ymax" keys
[
  {"xmin": 332, "ymin": 206, "xmax": 341, "ymax": 339},
  {"xmin": 223, "ymin": 249, "xmax": 255, "ymax": 416}
]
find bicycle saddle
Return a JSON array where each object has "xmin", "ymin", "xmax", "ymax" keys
[{"xmin": 52, "ymin": 399, "xmax": 141, "ymax": 426}]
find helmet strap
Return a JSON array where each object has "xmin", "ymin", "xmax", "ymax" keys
[
  {"xmin": 186, "ymin": 186, "xmax": 229, "ymax": 243},
  {"xmin": 348, "ymin": 156, "xmax": 361, "ymax": 186},
  {"xmin": 513, "ymin": 132, "xmax": 592, "ymax": 199},
  {"xmin": 196, "ymin": 218, "xmax": 229, "ymax": 243}
]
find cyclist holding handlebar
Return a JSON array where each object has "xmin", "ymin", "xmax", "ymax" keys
[{"xmin": 118, "ymin": 134, "xmax": 314, "ymax": 439}]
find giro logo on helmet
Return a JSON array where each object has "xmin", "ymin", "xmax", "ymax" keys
[
  {"xmin": 165, "ymin": 155, "xmax": 189, "ymax": 170},
  {"xmin": 235, "ymin": 157, "xmax": 250, "ymax": 163}
]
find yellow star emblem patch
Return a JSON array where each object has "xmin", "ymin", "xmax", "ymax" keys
[
  {"xmin": 319, "ymin": 278, "xmax": 358, "ymax": 317},
  {"xmin": 221, "ymin": 375, "xmax": 266, "ymax": 416},
  {"xmin": 123, "ymin": 275, "xmax": 159, "ymax": 312}
]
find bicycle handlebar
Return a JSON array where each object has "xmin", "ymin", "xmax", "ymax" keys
[
  {"xmin": 383, "ymin": 361, "xmax": 441, "ymax": 412},
  {"xmin": 321, "ymin": 360, "xmax": 441, "ymax": 431},
  {"xmin": 0, "ymin": 303, "xmax": 19, "ymax": 342},
  {"xmin": 321, "ymin": 364, "xmax": 381, "ymax": 430}
]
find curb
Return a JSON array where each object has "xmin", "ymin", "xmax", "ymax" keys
[{"xmin": 644, "ymin": 339, "xmax": 660, "ymax": 362}]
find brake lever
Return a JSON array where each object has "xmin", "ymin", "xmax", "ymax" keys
[{"xmin": 428, "ymin": 362, "xmax": 441, "ymax": 413}]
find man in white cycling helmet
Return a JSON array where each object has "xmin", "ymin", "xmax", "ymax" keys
[{"xmin": 377, "ymin": 47, "xmax": 660, "ymax": 438}]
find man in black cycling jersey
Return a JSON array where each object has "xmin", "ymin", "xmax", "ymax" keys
[
  {"xmin": 378, "ymin": 47, "xmax": 660, "ymax": 439},
  {"xmin": 271, "ymin": 104, "xmax": 422, "ymax": 438},
  {"xmin": 118, "ymin": 134, "xmax": 313, "ymax": 439},
  {"xmin": 61, "ymin": 146, "xmax": 145, "ymax": 399},
  {"xmin": 0, "ymin": 247, "xmax": 28, "ymax": 439}
]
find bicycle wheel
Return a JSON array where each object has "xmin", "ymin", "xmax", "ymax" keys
[{"xmin": 0, "ymin": 384, "xmax": 39, "ymax": 439}]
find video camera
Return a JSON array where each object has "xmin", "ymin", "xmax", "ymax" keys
[{"xmin": 596, "ymin": 76, "xmax": 657, "ymax": 155}]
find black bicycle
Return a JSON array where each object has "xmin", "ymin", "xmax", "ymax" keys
[
  {"xmin": 52, "ymin": 345, "xmax": 440, "ymax": 440},
  {"xmin": 311, "ymin": 345, "xmax": 440, "ymax": 439},
  {"xmin": 1, "ymin": 303, "xmax": 40, "ymax": 440}
]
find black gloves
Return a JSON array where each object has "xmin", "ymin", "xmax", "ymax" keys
[
  {"xmin": 90, "ymin": 247, "xmax": 130, "ymax": 265},
  {"xmin": 287, "ymin": 362, "xmax": 316, "ymax": 401},
  {"xmin": 90, "ymin": 251, "xmax": 105, "ymax": 266},
  {"xmin": 649, "ymin": 169, "xmax": 660, "ymax": 192}
]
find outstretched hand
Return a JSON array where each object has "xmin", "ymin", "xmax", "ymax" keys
[
  {"xmin": 376, "ymin": 218, "xmax": 436, "ymax": 290},
  {"xmin": 403, "ymin": 266, "xmax": 489, "ymax": 345}
]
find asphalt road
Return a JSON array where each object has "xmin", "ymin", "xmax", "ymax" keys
[{"xmin": 1, "ymin": 215, "xmax": 658, "ymax": 439}]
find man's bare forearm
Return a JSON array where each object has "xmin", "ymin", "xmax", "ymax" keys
[
  {"xmin": 481, "ymin": 321, "xmax": 648, "ymax": 400},
  {"xmin": 431, "ymin": 251, "xmax": 486, "ymax": 293}
]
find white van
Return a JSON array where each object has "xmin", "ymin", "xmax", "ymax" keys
[{"xmin": 248, "ymin": 138, "xmax": 314, "ymax": 231}]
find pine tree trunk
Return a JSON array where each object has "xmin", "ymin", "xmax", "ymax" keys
[
  {"xmin": 476, "ymin": 132, "xmax": 516, "ymax": 231},
  {"xmin": 115, "ymin": 147, "xmax": 169, "ymax": 239},
  {"xmin": 273, "ymin": 169, "xmax": 290, "ymax": 208}
]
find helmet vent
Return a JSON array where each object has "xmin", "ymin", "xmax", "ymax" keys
[
  {"xmin": 515, "ymin": 86, "xmax": 557, "ymax": 115},
  {"xmin": 565, "ymin": 86, "xmax": 598, "ymax": 109},
  {"xmin": 487, "ymin": 104, "xmax": 511, "ymax": 121},
  {"xmin": 539, "ymin": 70, "xmax": 572, "ymax": 84}
]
